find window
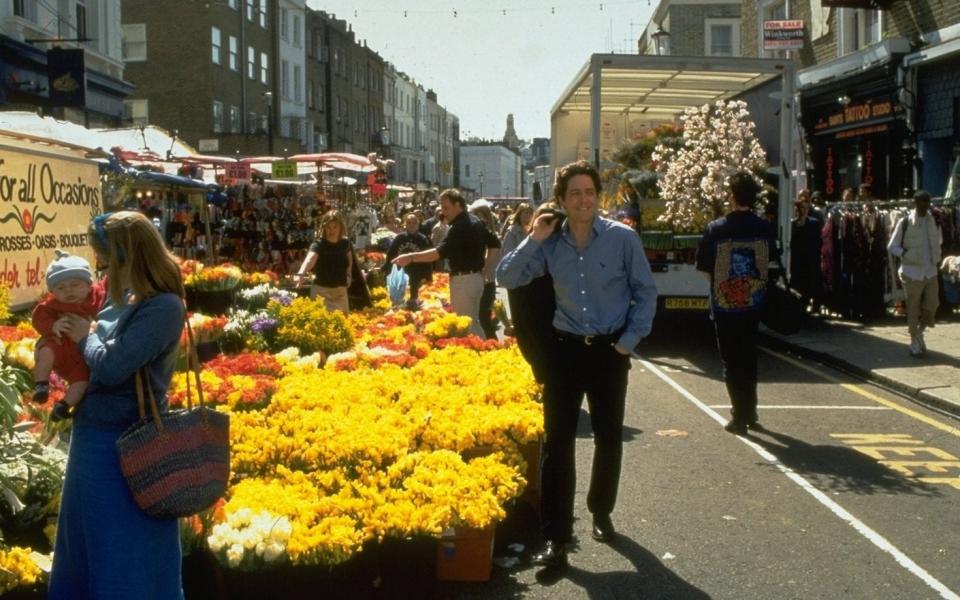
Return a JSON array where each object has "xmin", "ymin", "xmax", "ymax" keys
[
  {"xmin": 246, "ymin": 0, "xmax": 254, "ymax": 21},
  {"xmin": 122, "ymin": 24, "xmax": 147, "ymax": 61},
  {"xmin": 307, "ymin": 79, "xmax": 314, "ymax": 109},
  {"xmin": 280, "ymin": 8, "xmax": 288, "ymax": 40},
  {"xmin": 317, "ymin": 83, "xmax": 325, "ymax": 111},
  {"xmin": 247, "ymin": 46, "xmax": 255, "ymax": 79},
  {"xmin": 293, "ymin": 15, "xmax": 301, "ymax": 46},
  {"xmin": 211, "ymin": 27, "xmax": 222, "ymax": 64},
  {"xmin": 293, "ymin": 65, "xmax": 302, "ymax": 102},
  {"xmin": 281, "ymin": 59, "xmax": 290, "ymax": 98},
  {"xmin": 228, "ymin": 36, "xmax": 239, "ymax": 71},
  {"xmin": 75, "ymin": 0, "xmax": 87, "ymax": 40},
  {"xmin": 705, "ymin": 19, "xmax": 740, "ymax": 57},
  {"xmin": 839, "ymin": 8, "xmax": 882, "ymax": 55},
  {"xmin": 229, "ymin": 105, "xmax": 241, "ymax": 133},
  {"xmin": 123, "ymin": 99, "xmax": 149, "ymax": 126},
  {"xmin": 333, "ymin": 49, "xmax": 340, "ymax": 75},
  {"xmin": 248, "ymin": 111, "xmax": 259, "ymax": 133},
  {"xmin": 212, "ymin": 101, "xmax": 224, "ymax": 133},
  {"xmin": 260, "ymin": 51, "xmax": 269, "ymax": 84},
  {"xmin": 259, "ymin": 0, "xmax": 267, "ymax": 28},
  {"xmin": 465, "ymin": 164, "xmax": 470, "ymax": 178},
  {"xmin": 227, "ymin": 0, "xmax": 237, "ymax": 8}
]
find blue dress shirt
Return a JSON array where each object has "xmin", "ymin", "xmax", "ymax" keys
[{"xmin": 496, "ymin": 216, "xmax": 658, "ymax": 350}]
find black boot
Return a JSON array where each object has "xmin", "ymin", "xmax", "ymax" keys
[{"xmin": 50, "ymin": 401, "xmax": 74, "ymax": 422}]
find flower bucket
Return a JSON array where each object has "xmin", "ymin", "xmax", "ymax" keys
[
  {"xmin": 435, "ymin": 525, "xmax": 495, "ymax": 582},
  {"xmin": 520, "ymin": 439, "xmax": 542, "ymax": 494},
  {"xmin": 186, "ymin": 289, "xmax": 236, "ymax": 316},
  {"xmin": 196, "ymin": 340, "xmax": 222, "ymax": 363}
]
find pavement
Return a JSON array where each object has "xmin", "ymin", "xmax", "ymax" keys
[{"xmin": 761, "ymin": 308, "xmax": 960, "ymax": 419}]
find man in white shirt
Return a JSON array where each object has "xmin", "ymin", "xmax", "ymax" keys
[{"xmin": 887, "ymin": 190, "xmax": 942, "ymax": 357}]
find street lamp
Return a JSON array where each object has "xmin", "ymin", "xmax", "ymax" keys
[
  {"xmin": 652, "ymin": 22, "xmax": 671, "ymax": 56},
  {"xmin": 479, "ymin": 171, "xmax": 484, "ymax": 197},
  {"xmin": 263, "ymin": 91, "xmax": 274, "ymax": 155}
]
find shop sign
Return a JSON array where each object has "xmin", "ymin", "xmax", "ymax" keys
[
  {"xmin": 47, "ymin": 48, "xmax": 86, "ymax": 108},
  {"xmin": 813, "ymin": 99, "xmax": 895, "ymax": 134},
  {"xmin": 0, "ymin": 145, "xmax": 100, "ymax": 307},
  {"xmin": 271, "ymin": 160, "xmax": 297, "ymax": 179},
  {"xmin": 224, "ymin": 162, "xmax": 250, "ymax": 182},
  {"xmin": 198, "ymin": 139, "xmax": 219, "ymax": 152},
  {"xmin": 763, "ymin": 20, "xmax": 804, "ymax": 51}
]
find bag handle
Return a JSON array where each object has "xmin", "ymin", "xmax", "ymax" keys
[{"xmin": 134, "ymin": 313, "xmax": 209, "ymax": 432}]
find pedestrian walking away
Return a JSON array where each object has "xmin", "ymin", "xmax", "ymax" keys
[
  {"xmin": 887, "ymin": 190, "xmax": 942, "ymax": 357},
  {"xmin": 497, "ymin": 160, "xmax": 658, "ymax": 569},
  {"xmin": 393, "ymin": 188, "xmax": 489, "ymax": 338},
  {"xmin": 696, "ymin": 170, "xmax": 777, "ymax": 436}
]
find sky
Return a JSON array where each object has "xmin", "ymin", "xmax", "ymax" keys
[{"xmin": 307, "ymin": 0, "xmax": 657, "ymax": 141}]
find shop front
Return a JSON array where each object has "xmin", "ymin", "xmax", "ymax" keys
[{"xmin": 798, "ymin": 40, "xmax": 911, "ymax": 201}]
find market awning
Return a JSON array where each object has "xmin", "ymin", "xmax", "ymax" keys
[
  {"xmin": 551, "ymin": 54, "xmax": 788, "ymax": 117},
  {"xmin": 131, "ymin": 170, "xmax": 216, "ymax": 191}
]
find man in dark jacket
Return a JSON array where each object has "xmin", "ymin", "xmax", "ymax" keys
[{"xmin": 696, "ymin": 171, "xmax": 777, "ymax": 435}]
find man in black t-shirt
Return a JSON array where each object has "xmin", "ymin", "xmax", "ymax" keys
[
  {"xmin": 392, "ymin": 189, "xmax": 487, "ymax": 337},
  {"xmin": 696, "ymin": 171, "xmax": 777, "ymax": 435}
]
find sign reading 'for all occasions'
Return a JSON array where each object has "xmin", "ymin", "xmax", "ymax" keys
[{"xmin": 0, "ymin": 140, "xmax": 101, "ymax": 307}]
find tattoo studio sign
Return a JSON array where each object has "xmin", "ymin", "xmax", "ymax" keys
[{"xmin": 0, "ymin": 141, "xmax": 101, "ymax": 308}]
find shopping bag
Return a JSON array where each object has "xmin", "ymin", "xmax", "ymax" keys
[
  {"xmin": 386, "ymin": 264, "xmax": 409, "ymax": 307},
  {"xmin": 116, "ymin": 318, "xmax": 230, "ymax": 519}
]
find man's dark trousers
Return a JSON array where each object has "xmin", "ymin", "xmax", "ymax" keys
[
  {"xmin": 540, "ymin": 335, "xmax": 631, "ymax": 543},
  {"xmin": 714, "ymin": 315, "xmax": 760, "ymax": 423}
]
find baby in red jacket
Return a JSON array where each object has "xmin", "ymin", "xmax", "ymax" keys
[{"xmin": 32, "ymin": 250, "xmax": 106, "ymax": 421}]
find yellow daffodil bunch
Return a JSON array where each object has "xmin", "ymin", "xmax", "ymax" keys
[
  {"xmin": 206, "ymin": 507, "xmax": 293, "ymax": 570},
  {"xmin": 422, "ymin": 314, "xmax": 472, "ymax": 340},
  {"xmin": 0, "ymin": 546, "xmax": 43, "ymax": 593},
  {"xmin": 4, "ymin": 337, "xmax": 36, "ymax": 370},
  {"xmin": 274, "ymin": 297, "xmax": 354, "ymax": 355}
]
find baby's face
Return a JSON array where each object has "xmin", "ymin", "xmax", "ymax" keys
[{"xmin": 51, "ymin": 278, "xmax": 92, "ymax": 304}]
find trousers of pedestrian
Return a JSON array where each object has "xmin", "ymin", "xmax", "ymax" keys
[
  {"xmin": 540, "ymin": 336, "xmax": 631, "ymax": 543},
  {"xmin": 49, "ymin": 425, "xmax": 183, "ymax": 600},
  {"xmin": 902, "ymin": 275, "xmax": 939, "ymax": 338},
  {"xmin": 311, "ymin": 284, "xmax": 350, "ymax": 314},
  {"xmin": 449, "ymin": 272, "xmax": 485, "ymax": 338},
  {"xmin": 714, "ymin": 315, "xmax": 760, "ymax": 424},
  {"xmin": 478, "ymin": 282, "xmax": 498, "ymax": 340}
]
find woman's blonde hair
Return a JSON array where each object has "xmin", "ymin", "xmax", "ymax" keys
[
  {"xmin": 470, "ymin": 204, "xmax": 497, "ymax": 233},
  {"xmin": 89, "ymin": 211, "xmax": 185, "ymax": 305},
  {"xmin": 319, "ymin": 211, "xmax": 347, "ymax": 240},
  {"xmin": 510, "ymin": 202, "xmax": 533, "ymax": 227}
]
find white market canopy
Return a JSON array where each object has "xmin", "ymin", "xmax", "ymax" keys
[
  {"xmin": 0, "ymin": 111, "xmax": 197, "ymax": 161},
  {"xmin": 550, "ymin": 54, "xmax": 794, "ymax": 168}
]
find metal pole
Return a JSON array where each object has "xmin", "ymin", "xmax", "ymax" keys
[
  {"xmin": 777, "ymin": 64, "xmax": 796, "ymax": 277},
  {"xmin": 590, "ymin": 57, "xmax": 602, "ymax": 168}
]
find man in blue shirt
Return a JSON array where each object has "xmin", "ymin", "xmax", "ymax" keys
[
  {"xmin": 696, "ymin": 171, "xmax": 777, "ymax": 436},
  {"xmin": 498, "ymin": 160, "xmax": 657, "ymax": 568}
]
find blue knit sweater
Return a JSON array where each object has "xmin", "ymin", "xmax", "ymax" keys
[{"xmin": 75, "ymin": 292, "xmax": 185, "ymax": 431}]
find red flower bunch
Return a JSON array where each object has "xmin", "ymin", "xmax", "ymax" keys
[
  {"xmin": 204, "ymin": 352, "xmax": 282, "ymax": 378},
  {"xmin": 433, "ymin": 336, "xmax": 507, "ymax": 352},
  {"xmin": 0, "ymin": 324, "xmax": 36, "ymax": 342}
]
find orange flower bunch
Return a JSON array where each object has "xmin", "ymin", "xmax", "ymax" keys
[
  {"xmin": 0, "ymin": 324, "xmax": 37, "ymax": 342},
  {"xmin": 241, "ymin": 270, "xmax": 279, "ymax": 288}
]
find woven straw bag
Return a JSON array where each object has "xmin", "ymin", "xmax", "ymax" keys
[{"xmin": 116, "ymin": 317, "xmax": 230, "ymax": 519}]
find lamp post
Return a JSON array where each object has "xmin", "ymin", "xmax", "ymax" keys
[
  {"xmin": 479, "ymin": 171, "xmax": 484, "ymax": 197},
  {"xmin": 263, "ymin": 91, "xmax": 274, "ymax": 155},
  {"xmin": 652, "ymin": 23, "xmax": 671, "ymax": 56}
]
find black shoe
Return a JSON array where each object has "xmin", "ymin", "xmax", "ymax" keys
[
  {"xmin": 591, "ymin": 514, "xmax": 616, "ymax": 543},
  {"xmin": 724, "ymin": 420, "xmax": 747, "ymax": 435},
  {"xmin": 33, "ymin": 381, "xmax": 49, "ymax": 403},
  {"xmin": 50, "ymin": 401, "xmax": 73, "ymax": 422},
  {"xmin": 747, "ymin": 420, "xmax": 765, "ymax": 431},
  {"xmin": 531, "ymin": 540, "xmax": 568, "ymax": 568}
]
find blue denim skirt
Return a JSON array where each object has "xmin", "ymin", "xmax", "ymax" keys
[{"xmin": 49, "ymin": 425, "xmax": 183, "ymax": 599}]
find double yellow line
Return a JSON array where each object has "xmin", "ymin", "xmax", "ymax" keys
[{"xmin": 760, "ymin": 347, "xmax": 960, "ymax": 439}]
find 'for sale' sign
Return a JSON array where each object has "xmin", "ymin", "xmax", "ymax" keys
[{"xmin": 763, "ymin": 20, "xmax": 805, "ymax": 51}]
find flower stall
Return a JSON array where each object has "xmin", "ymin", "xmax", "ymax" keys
[{"xmin": 0, "ymin": 268, "xmax": 543, "ymax": 597}]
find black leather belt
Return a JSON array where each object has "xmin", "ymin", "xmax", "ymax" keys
[
  {"xmin": 450, "ymin": 269, "xmax": 480, "ymax": 277},
  {"xmin": 554, "ymin": 328, "xmax": 621, "ymax": 346}
]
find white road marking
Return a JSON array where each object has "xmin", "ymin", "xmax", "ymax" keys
[
  {"xmin": 705, "ymin": 405, "xmax": 893, "ymax": 410},
  {"xmin": 641, "ymin": 359, "xmax": 960, "ymax": 600}
]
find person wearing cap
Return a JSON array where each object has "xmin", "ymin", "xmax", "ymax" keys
[
  {"xmin": 31, "ymin": 250, "xmax": 107, "ymax": 421},
  {"xmin": 393, "ymin": 188, "xmax": 488, "ymax": 337}
]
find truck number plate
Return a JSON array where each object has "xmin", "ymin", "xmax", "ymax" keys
[{"xmin": 665, "ymin": 297, "xmax": 709, "ymax": 310}]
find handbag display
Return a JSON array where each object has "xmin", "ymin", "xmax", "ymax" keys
[
  {"xmin": 762, "ymin": 266, "xmax": 805, "ymax": 336},
  {"xmin": 116, "ymin": 317, "xmax": 230, "ymax": 519}
]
